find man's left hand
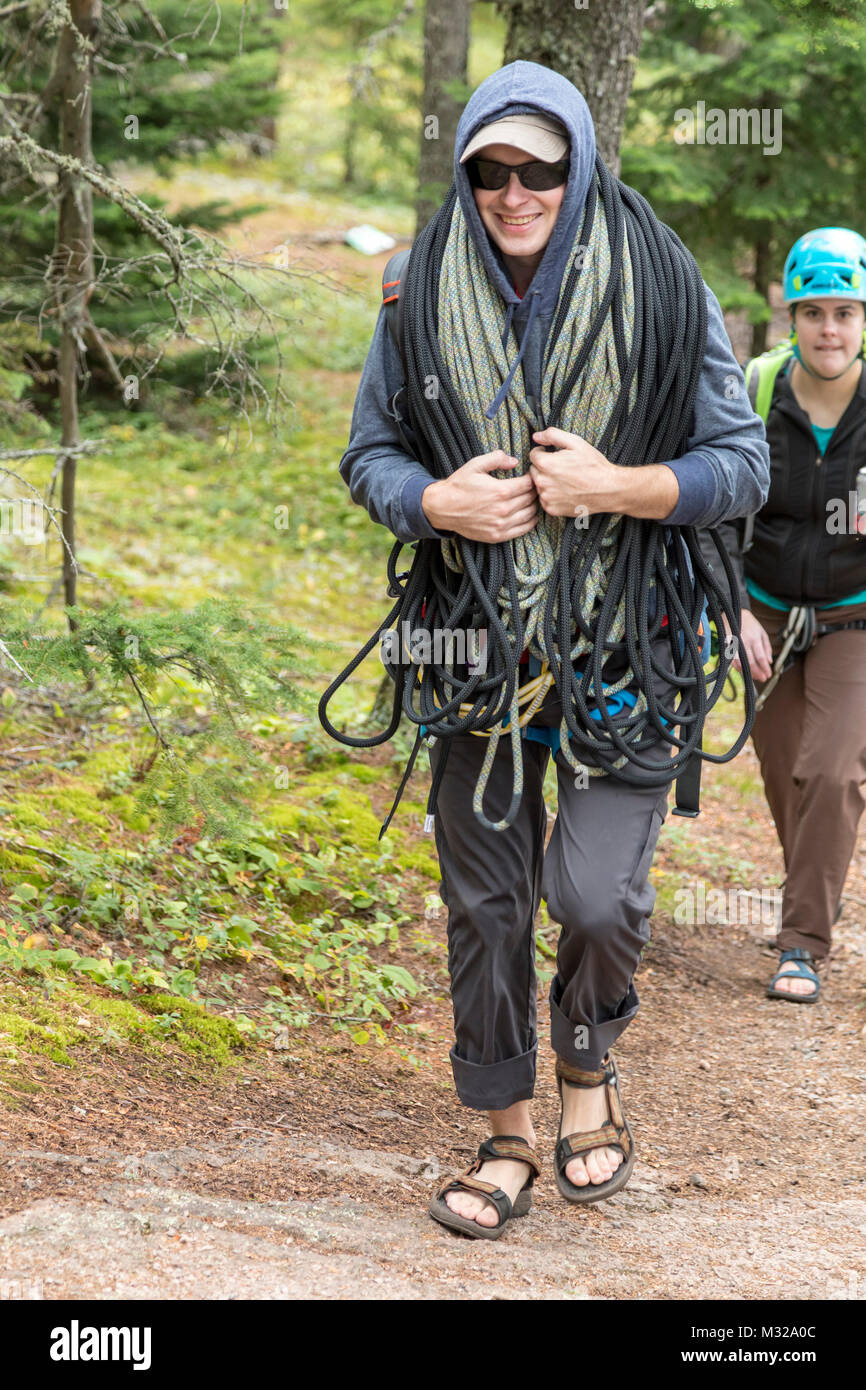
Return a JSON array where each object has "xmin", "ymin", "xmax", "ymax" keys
[
  {"xmin": 528, "ymin": 427, "xmax": 623, "ymax": 520},
  {"xmin": 528, "ymin": 426, "xmax": 680, "ymax": 521}
]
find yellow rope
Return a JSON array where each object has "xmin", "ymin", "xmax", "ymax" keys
[{"xmin": 417, "ymin": 659, "xmax": 555, "ymax": 735}]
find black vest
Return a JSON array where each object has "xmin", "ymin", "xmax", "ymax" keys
[{"xmin": 746, "ymin": 360, "xmax": 866, "ymax": 604}]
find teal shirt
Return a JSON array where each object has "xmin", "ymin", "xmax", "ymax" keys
[
  {"xmin": 746, "ymin": 412, "xmax": 866, "ymax": 611},
  {"xmin": 811, "ymin": 423, "xmax": 835, "ymax": 456}
]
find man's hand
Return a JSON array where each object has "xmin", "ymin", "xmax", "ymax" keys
[
  {"xmin": 528, "ymin": 427, "xmax": 622, "ymax": 518},
  {"xmin": 528, "ymin": 427, "xmax": 680, "ymax": 520},
  {"xmin": 722, "ymin": 609, "xmax": 773, "ymax": 682},
  {"xmin": 421, "ymin": 450, "xmax": 539, "ymax": 543}
]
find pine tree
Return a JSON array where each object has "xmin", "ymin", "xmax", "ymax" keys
[
  {"xmin": 0, "ymin": 0, "xmax": 287, "ymax": 376},
  {"xmin": 623, "ymin": 0, "xmax": 866, "ymax": 352}
]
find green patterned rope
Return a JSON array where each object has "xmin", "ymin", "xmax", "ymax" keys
[{"xmin": 436, "ymin": 177, "xmax": 644, "ymax": 824}]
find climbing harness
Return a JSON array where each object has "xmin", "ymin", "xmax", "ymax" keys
[
  {"xmin": 754, "ymin": 605, "xmax": 866, "ymax": 711},
  {"xmin": 319, "ymin": 156, "xmax": 756, "ymax": 835},
  {"xmin": 753, "ymin": 605, "xmax": 815, "ymax": 711}
]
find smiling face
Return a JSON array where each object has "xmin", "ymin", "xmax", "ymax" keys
[
  {"xmin": 470, "ymin": 142, "xmax": 566, "ymax": 285},
  {"xmin": 793, "ymin": 296, "xmax": 866, "ymax": 375}
]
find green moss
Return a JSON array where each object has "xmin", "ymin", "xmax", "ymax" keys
[
  {"xmin": 395, "ymin": 847, "xmax": 439, "ymax": 881},
  {"xmin": 344, "ymin": 763, "xmax": 382, "ymax": 784},
  {"xmin": 268, "ymin": 773, "xmax": 385, "ymax": 854},
  {"xmin": 0, "ymin": 848, "xmax": 48, "ymax": 877},
  {"xmin": 45, "ymin": 787, "xmax": 111, "ymax": 831},
  {"xmin": 103, "ymin": 793, "xmax": 152, "ymax": 832},
  {"xmin": 0, "ymin": 976, "xmax": 250, "ymax": 1078},
  {"xmin": 268, "ymin": 802, "xmax": 315, "ymax": 836},
  {"xmin": 76, "ymin": 746, "xmax": 133, "ymax": 779},
  {"xmin": 8, "ymin": 800, "xmax": 51, "ymax": 830},
  {"xmin": 0, "ymin": 1011, "xmax": 85, "ymax": 1066},
  {"xmin": 3, "ymin": 1076, "xmax": 42, "ymax": 1093},
  {"xmin": 11, "ymin": 785, "xmax": 112, "ymax": 834},
  {"xmin": 135, "ymin": 993, "xmax": 249, "ymax": 1065},
  {"xmin": 327, "ymin": 787, "xmax": 386, "ymax": 854}
]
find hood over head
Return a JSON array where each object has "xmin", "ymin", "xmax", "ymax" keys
[{"xmin": 452, "ymin": 61, "xmax": 597, "ymax": 416}]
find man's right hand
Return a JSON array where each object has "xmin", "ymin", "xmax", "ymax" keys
[{"xmin": 421, "ymin": 450, "xmax": 539, "ymax": 543}]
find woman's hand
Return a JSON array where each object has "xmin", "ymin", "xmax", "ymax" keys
[
  {"xmin": 722, "ymin": 609, "xmax": 773, "ymax": 682},
  {"xmin": 421, "ymin": 450, "xmax": 539, "ymax": 543}
]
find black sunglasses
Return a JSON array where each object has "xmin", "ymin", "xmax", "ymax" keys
[{"xmin": 466, "ymin": 156, "xmax": 570, "ymax": 192}]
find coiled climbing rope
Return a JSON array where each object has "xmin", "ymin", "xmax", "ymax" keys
[{"xmin": 318, "ymin": 153, "xmax": 756, "ymax": 834}]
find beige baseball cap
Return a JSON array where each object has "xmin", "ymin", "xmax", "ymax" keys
[{"xmin": 459, "ymin": 113, "xmax": 569, "ymax": 165}]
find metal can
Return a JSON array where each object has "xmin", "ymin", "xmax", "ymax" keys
[{"xmin": 857, "ymin": 465, "xmax": 866, "ymax": 538}]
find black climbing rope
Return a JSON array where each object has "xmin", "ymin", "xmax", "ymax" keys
[{"xmin": 318, "ymin": 153, "xmax": 756, "ymax": 833}]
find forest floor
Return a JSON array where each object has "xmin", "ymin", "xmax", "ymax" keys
[{"xmin": 2, "ymin": 731, "xmax": 865, "ymax": 1301}]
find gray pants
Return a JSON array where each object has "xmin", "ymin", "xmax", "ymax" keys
[{"xmin": 428, "ymin": 677, "xmax": 675, "ymax": 1111}]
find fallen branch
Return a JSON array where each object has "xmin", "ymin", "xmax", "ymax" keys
[
  {"xmin": 0, "ymin": 131, "xmax": 184, "ymax": 277},
  {"xmin": 0, "ymin": 443, "xmax": 103, "ymax": 460},
  {"xmin": 0, "ymin": 836, "xmax": 73, "ymax": 865}
]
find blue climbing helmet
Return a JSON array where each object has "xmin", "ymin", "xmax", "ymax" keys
[
  {"xmin": 783, "ymin": 226, "xmax": 866, "ymax": 304},
  {"xmin": 783, "ymin": 227, "xmax": 866, "ymax": 372}
]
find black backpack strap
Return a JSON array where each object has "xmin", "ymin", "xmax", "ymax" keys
[
  {"xmin": 741, "ymin": 361, "xmax": 762, "ymax": 554},
  {"xmin": 382, "ymin": 247, "xmax": 411, "ymax": 373},
  {"xmin": 381, "ymin": 246, "xmax": 417, "ymax": 459},
  {"xmin": 671, "ymin": 736, "xmax": 702, "ymax": 818}
]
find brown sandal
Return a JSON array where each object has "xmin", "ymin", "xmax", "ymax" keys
[
  {"xmin": 554, "ymin": 1052, "xmax": 635, "ymax": 1203},
  {"xmin": 428, "ymin": 1134, "xmax": 542, "ymax": 1240}
]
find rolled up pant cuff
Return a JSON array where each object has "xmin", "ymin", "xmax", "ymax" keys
[
  {"xmin": 449, "ymin": 1041, "xmax": 538, "ymax": 1110},
  {"xmin": 776, "ymin": 929, "xmax": 829, "ymax": 963},
  {"xmin": 549, "ymin": 979, "xmax": 639, "ymax": 1070}
]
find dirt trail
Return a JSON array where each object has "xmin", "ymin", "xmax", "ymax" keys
[{"xmin": 2, "ymin": 740, "xmax": 865, "ymax": 1301}]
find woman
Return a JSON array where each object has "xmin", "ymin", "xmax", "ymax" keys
[
  {"xmin": 701, "ymin": 227, "xmax": 866, "ymax": 1005},
  {"xmin": 337, "ymin": 61, "xmax": 769, "ymax": 1238}
]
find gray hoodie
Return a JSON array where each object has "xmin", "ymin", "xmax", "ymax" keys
[{"xmin": 339, "ymin": 60, "xmax": 770, "ymax": 546}]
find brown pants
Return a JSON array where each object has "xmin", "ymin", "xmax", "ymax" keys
[{"xmin": 748, "ymin": 596, "xmax": 866, "ymax": 960}]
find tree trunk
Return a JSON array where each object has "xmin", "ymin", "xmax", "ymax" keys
[
  {"xmin": 342, "ymin": 115, "xmax": 356, "ymax": 187},
  {"xmin": 751, "ymin": 162, "xmax": 775, "ymax": 358},
  {"xmin": 752, "ymin": 232, "xmax": 773, "ymax": 358},
  {"xmin": 366, "ymin": 668, "xmax": 400, "ymax": 732},
  {"xmin": 494, "ymin": 0, "xmax": 648, "ymax": 174},
  {"xmin": 50, "ymin": 0, "xmax": 100, "ymax": 624},
  {"xmin": 415, "ymin": 0, "xmax": 470, "ymax": 235}
]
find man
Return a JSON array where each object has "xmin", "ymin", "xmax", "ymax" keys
[{"xmin": 338, "ymin": 61, "xmax": 770, "ymax": 1238}]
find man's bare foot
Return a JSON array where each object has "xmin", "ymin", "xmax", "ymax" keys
[
  {"xmin": 444, "ymin": 1101, "xmax": 537, "ymax": 1229},
  {"xmin": 559, "ymin": 1079, "xmax": 623, "ymax": 1188},
  {"xmin": 770, "ymin": 959, "xmax": 819, "ymax": 997}
]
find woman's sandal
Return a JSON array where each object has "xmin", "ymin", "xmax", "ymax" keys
[
  {"xmin": 766, "ymin": 947, "xmax": 820, "ymax": 1004},
  {"xmin": 428, "ymin": 1134, "xmax": 542, "ymax": 1240},
  {"xmin": 554, "ymin": 1052, "xmax": 635, "ymax": 1204}
]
